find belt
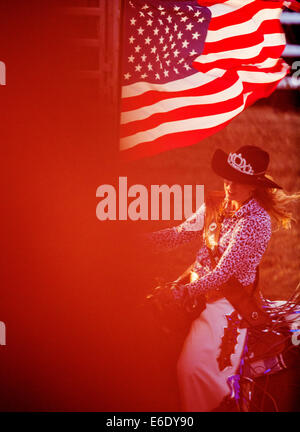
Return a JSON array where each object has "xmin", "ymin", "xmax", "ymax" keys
[{"xmin": 189, "ymin": 269, "xmax": 270, "ymax": 329}]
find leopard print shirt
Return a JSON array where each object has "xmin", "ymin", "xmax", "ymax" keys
[
  {"xmin": 146, "ymin": 198, "xmax": 271, "ymax": 300},
  {"xmin": 144, "ymin": 203, "xmax": 205, "ymax": 253}
]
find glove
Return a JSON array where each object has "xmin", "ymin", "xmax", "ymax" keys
[{"xmin": 146, "ymin": 281, "xmax": 182, "ymax": 307}]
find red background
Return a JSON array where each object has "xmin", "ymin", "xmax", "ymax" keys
[{"xmin": 0, "ymin": 1, "xmax": 182, "ymax": 411}]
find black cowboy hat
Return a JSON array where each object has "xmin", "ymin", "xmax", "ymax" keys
[{"xmin": 211, "ymin": 145, "xmax": 282, "ymax": 189}]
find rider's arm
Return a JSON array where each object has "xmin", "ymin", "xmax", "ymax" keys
[
  {"xmin": 143, "ymin": 204, "xmax": 205, "ymax": 253},
  {"xmin": 173, "ymin": 213, "xmax": 271, "ymax": 299}
]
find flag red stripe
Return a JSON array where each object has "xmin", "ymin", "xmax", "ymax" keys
[
  {"xmin": 193, "ymin": 45, "xmax": 286, "ymax": 73},
  {"xmin": 120, "ymin": 122, "xmax": 232, "ymax": 161},
  {"xmin": 122, "ymin": 70, "xmax": 235, "ymax": 112},
  {"xmin": 207, "ymin": 1, "xmax": 283, "ymax": 30},
  {"xmin": 203, "ymin": 21, "xmax": 285, "ymax": 54},
  {"xmin": 121, "ymin": 92, "xmax": 244, "ymax": 138}
]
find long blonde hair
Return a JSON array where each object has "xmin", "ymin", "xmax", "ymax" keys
[
  {"xmin": 253, "ymin": 184, "xmax": 300, "ymax": 230},
  {"xmin": 205, "ymin": 177, "xmax": 300, "ymax": 233}
]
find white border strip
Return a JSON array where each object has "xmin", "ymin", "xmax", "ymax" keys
[{"xmin": 280, "ymin": 12, "xmax": 300, "ymax": 25}]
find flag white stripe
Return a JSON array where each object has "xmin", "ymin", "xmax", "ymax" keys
[
  {"xmin": 237, "ymin": 67, "xmax": 289, "ymax": 83},
  {"xmin": 195, "ymin": 33, "xmax": 286, "ymax": 64},
  {"xmin": 121, "ymin": 79, "xmax": 243, "ymax": 124},
  {"xmin": 206, "ymin": 8, "xmax": 282, "ymax": 43},
  {"xmin": 122, "ymin": 68, "xmax": 226, "ymax": 98},
  {"xmin": 209, "ymin": 0, "xmax": 255, "ymax": 18},
  {"xmin": 252, "ymin": 57, "xmax": 282, "ymax": 68},
  {"xmin": 120, "ymin": 94, "xmax": 249, "ymax": 150}
]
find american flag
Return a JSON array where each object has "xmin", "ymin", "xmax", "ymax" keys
[{"xmin": 120, "ymin": 0, "xmax": 289, "ymax": 160}]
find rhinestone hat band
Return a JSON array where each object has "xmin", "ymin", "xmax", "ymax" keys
[{"xmin": 227, "ymin": 152, "xmax": 266, "ymax": 176}]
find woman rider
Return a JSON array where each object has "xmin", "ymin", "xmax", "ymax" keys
[{"xmin": 146, "ymin": 145, "xmax": 299, "ymax": 411}]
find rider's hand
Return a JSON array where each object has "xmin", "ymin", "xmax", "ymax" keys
[
  {"xmin": 146, "ymin": 281, "xmax": 181, "ymax": 307},
  {"xmin": 171, "ymin": 283, "xmax": 189, "ymax": 302},
  {"xmin": 155, "ymin": 283, "xmax": 177, "ymax": 305}
]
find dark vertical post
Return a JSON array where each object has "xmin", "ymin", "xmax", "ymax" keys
[{"xmin": 116, "ymin": 0, "xmax": 125, "ymax": 157}]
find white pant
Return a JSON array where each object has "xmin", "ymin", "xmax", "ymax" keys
[{"xmin": 177, "ymin": 298, "xmax": 247, "ymax": 412}]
